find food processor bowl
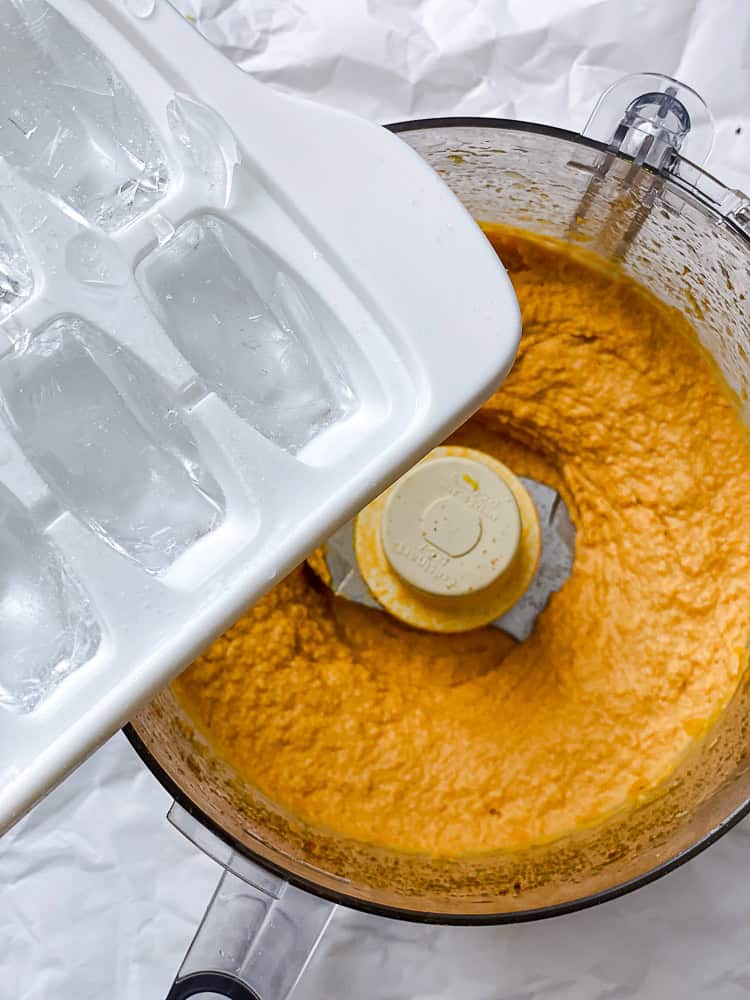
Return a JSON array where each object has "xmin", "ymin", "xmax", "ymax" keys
[{"xmin": 127, "ymin": 74, "xmax": 750, "ymax": 998}]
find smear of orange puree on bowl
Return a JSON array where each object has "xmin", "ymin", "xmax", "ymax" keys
[{"xmin": 174, "ymin": 226, "xmax": 750, "ymax": 857}]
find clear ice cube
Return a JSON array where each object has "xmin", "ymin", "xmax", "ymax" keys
[
  {"xmin": 166, "ymin": 94, "xmax": 239, "ymax": 208},
  {"xmin": 0, "ymin": 208, "xmax": 32, "ymax": 319},
  {"xmin": 0, "ymin": 482, "xmax": 100, "ymax": 713},
  {"xmin": 137, "ymin": 215, "xmax": 356, "ymax": 452},
  {"xmin": 0, "ymin": 0, "xmax": 168, "ymax": 231},
  {"xmin": 0, "ymin": 317, "xmax": 224, "ymax": 573},
  {"xmin": 65, "ymin": 231, "xmax": 130, "ymax": 288}
]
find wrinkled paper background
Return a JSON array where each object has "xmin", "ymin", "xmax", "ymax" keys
[{"xmin": 4, "ymin": 1, "xmax": 750, "ymax": 997}]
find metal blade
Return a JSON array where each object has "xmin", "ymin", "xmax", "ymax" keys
[{"xmin": 312, "ymin": 477, "xmax": 575, "ymax": 640}]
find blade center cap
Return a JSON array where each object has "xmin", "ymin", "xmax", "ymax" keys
[
  {"xmin": 422, "ymin": 496, "xmax": 482, "ymax": 557},
  {"xmin": 380, "ymin": 455, "xmax": 522, "ymax": 598}
]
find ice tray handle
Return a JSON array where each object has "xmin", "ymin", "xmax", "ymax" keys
[{"xmin": 166, "ymin": 803, "xmax": 335, "ymax": 1000}]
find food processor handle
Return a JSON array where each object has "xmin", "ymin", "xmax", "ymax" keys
[
  {"xmin": 167, "ymin": 969, "xmax": 260, "ymax": 999},
  {"xmin": 164, "ymin": 803, "xmax": 335, "ymax": 1000}
]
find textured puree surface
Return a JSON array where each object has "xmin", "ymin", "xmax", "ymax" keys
[{"xmin": 174, "ymin": 228, "xmax": 750, "ymax": 857}]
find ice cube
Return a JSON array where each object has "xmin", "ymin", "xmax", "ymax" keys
[
  {"xmin": 0, "ymin": 209, "xmax": 32, "ymax": 318},
  {"xmin": 0, "ymin": 0, "xmax": 168, "ymax": 231},
  {"xmin": 0, "ymin": 482, "xmax": 100, "ymax": 713},
  {"xmin": 0, "ymin": 317, "xmax": 224, "ymax": 574},
  {"xmin": 136, "ymin": 215, "xmax": 356, "ymax": 452},
  {"xmin": 166, "ymin": 94, "xmax": 239, "ymax": 208},
  {"xmin": 65, "ymin": 231, "xmax": 130, "ymax": 288}
]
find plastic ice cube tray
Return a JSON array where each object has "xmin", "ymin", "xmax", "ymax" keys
[{"xmin": 0, "ymin": 0, "xmax": 520, "ymax": 830}]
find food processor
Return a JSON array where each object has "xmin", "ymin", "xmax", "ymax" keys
[{"xmin": 127, "ymin": 73, "xmax": 750, "ymax": 999}]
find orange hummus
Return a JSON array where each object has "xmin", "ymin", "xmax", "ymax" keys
[{"xmin": 174, "ymin": 227, "xmax": 750, "ymax": 857}]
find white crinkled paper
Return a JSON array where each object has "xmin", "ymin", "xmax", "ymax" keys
[
  {"xmin": 4, "ymin": 1, "xmax": 750, "ymax": 998},
  {"xmin": 173, "ymin": 0, "xmax": 750, "ymax": 190}
]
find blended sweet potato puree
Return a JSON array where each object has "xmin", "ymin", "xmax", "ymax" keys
[{"xmin": 175, "ymin": 227, "xmax": 750, "ymax": 857}]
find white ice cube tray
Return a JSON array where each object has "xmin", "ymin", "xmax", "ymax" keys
[{"xmin": 0, "ymin": 0, "xmax": 520, "ymax": 830}]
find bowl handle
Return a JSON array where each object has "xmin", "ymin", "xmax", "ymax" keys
[
  {"xmin": 165, "ymin": 802, "xmax": 335, "ymax": 1000},
  {"xmin": 167, "ymin": 970, "xmax": 259, "ymax": 998}
]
